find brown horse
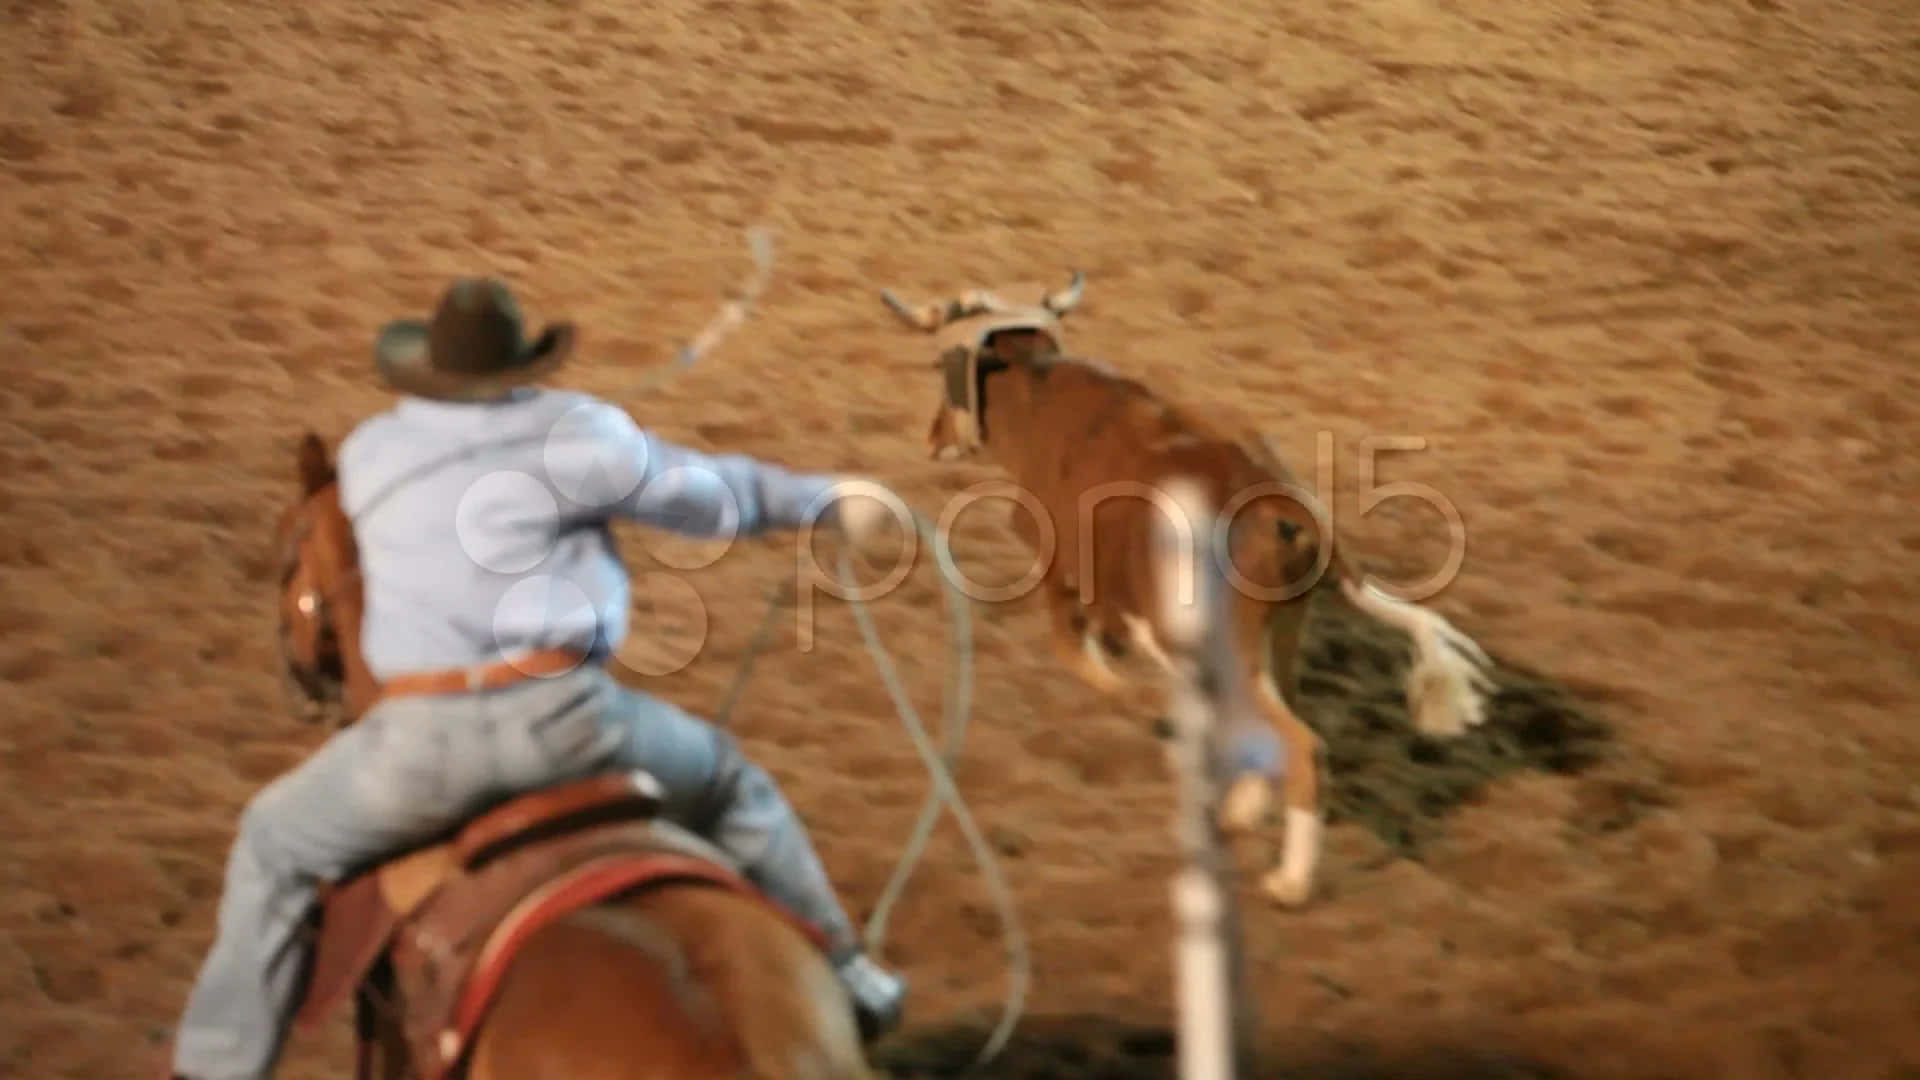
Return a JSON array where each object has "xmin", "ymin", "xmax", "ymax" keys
[
  {"xmin": 273, "ymin": 431, "xmax": 876, "ymax": 1080},
  {"xmin": 275, "ymin": 433, "xmax": 377, "ymax": 723}
]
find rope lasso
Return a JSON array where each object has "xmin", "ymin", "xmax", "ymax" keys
[
  {"xmin": 840, "ymin": 520, "xmax": 1027, "ymax": 1071},
  {"xmin": 713, "ymin": 518, "xmax": 1027, "ymax": 1070},
  {"xmin": 679, "ymin": 225, "xmax": 776, "ymax": 368},
  {"xmin": 679, "ymin": 227, "xmax": 1027, "ymax": 1070}
]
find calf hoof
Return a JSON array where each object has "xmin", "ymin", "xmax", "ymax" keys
[
  {"xmin": 1070, "ymin": 649, "xmax": 1128, "ymax": 697},
  {"xmin": 1080, "ymin": 667, "xmax": 1126, "ymax": 697},
  {"xmin": 1217, "ymin": 775, "xmax": 1271, "ymax": 833},
  {"xmin": 1260, "ymin": 866, "xmax": 1313, "ymax": 908}
]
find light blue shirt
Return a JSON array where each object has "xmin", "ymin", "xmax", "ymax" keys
[{"xmin": 336, "ymin": 387, "xmax": 840, "ymax": 682}]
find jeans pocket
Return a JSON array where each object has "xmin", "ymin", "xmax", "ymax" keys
[
  {"xmin": 353, "ymin": 708, "xmax": 454, "ymax": 824},
  {"xmin": 481, "ymin": 669, "xmax": 621, "ymax": 792},
  {"xmin": 526, "ymin": 709, "xmax": 603, "ymax": 770},
  {"xmin": 518, "ymin": 683, "xmax": 622, "ymax": 781}
]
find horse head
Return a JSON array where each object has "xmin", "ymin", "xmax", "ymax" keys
[{"xmin": 274, "ymin": 431, "xmax": 371, "ymax": 723}]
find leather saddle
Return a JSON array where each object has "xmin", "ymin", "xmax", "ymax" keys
[{"xmin": 290, "ymin": 770, "xmax": 828, "ymax": 1080}]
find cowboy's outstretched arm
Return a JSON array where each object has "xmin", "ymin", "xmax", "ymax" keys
[{"xmin": 557, "ymin": 400, "xmax": 838, "ymax": 537}]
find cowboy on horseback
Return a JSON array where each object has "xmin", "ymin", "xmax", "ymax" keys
[{"xmin": 169, "ymin": 278, "xmax": 908, "ymax": 1080}]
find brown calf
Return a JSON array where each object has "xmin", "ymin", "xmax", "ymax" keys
[{"xmin": 877, "ymin": 272, "xmax": 1494, "ymax": 907}]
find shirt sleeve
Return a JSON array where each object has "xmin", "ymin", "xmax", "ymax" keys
[{"xmin": 549, "ymin": 399, "xmax": 840, "ymax": 537}]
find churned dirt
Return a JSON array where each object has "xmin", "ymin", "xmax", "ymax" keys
[{"xmin": 4, "ymin": 0, "xmax": 1919, "ymax": 1077}]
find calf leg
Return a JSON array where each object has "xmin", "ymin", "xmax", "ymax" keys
[
  {"xmin": 1047, "ymin": 586, "xmax": 1127, "ymax": 696},
  {"xmin": 1253, "ymin": 685, "xmax": 1324, "ymax": 908},
  {"xmin": 1115, "ymin": 610, "xmax": 1275, "ymax": 849},
  {"xmin": 1238, "ymin": 596, "xmax": 1327, "ymax": 908}
]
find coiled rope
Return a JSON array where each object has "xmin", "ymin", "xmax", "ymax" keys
[
  {"xmin": 688, "ymin": 228, "xmax": 1027, "ymax": 1070},
  {"xmin": 713, "ymin": 519, "xmax": 1028, "ymax": 1070}
]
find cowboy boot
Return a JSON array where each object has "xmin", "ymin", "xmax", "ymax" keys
[{"xmin": 832, "ymin": 949, "xmax": 907, "ymax": 1043}]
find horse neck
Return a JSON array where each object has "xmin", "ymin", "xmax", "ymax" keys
[{"xmin": 315, "ymin": 486, "xmax": 380, "ymax": 720}]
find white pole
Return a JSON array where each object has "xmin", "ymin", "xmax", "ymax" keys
[
  {"xmin": 1155, "ymin": 478, "xmax": 1252, "ymax": 1080},
  {"xmin": 1172, "ymin": 866, "xmax": 1233, "ymax": 1080}
]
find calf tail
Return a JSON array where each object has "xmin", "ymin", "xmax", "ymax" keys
[
  {"xmin": 1335, "ymin": 572, "xmax": 1493, "ymax": 738},
  {"xmin": 1244, "ymin": 430, "xmax": 1493, "ymax": 738}
]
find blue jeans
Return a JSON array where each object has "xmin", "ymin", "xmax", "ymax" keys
[{"xmin": 171, "ymin": 664, "xmax": 859, "ymax": 1080}]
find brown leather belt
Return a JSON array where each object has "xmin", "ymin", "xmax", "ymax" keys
[{"xmin": 376, "ymin": 647, "xmax": 592, "ymax": 702}]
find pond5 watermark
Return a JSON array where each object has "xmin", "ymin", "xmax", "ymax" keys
[{"xmin": 522, "ymin": 429, "xmax": 1475, "ymax": 666}]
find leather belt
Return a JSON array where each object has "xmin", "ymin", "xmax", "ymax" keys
[{"xmin": 376, "ymin": 647, "xmax": 592, "ymax": 702}]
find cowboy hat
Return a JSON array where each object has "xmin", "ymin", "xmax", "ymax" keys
[{"xmin": 372, "ymin": 277, "xmax": 576, "ymax": 401}]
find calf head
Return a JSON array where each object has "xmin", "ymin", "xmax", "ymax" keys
[{"xmin": 877, "ymin": 271, "xmax": 1086, "ymax": 461}]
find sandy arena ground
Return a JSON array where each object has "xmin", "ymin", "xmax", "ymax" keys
[{"xmin": 4, "ymin": 0, "xmax": 1919, "ymax": 1077}]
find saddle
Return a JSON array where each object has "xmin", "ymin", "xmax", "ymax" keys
[{"xmin": 291, "ymin": 770, "xmax": 830, "ymax": 1080}]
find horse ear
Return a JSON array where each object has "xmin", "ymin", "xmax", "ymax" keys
[{"xmin": 296, "ymin": 432, "xmax": 335, "ymax": 494}]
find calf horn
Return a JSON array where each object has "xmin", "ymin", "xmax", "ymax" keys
[
  {"xmin": 1042, "ymin": 270, "xmax": 1086, "ymax": 315},
  {"xmin": 880, "ymin": 289, "xmax": 942, "ymax": 332}
]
